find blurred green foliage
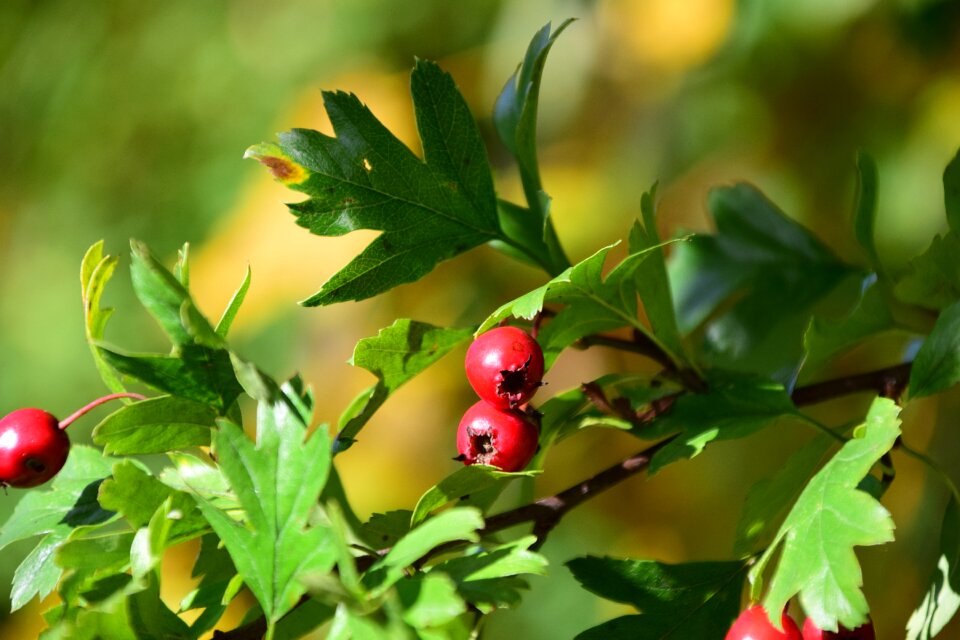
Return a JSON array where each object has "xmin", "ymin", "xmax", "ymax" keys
[{"xmin": 2, "ymin": 0, "xmax": 960, "ymax": 637}]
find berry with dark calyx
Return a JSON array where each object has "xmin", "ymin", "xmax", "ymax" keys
[
  {"xmin": 726, "ymin": 605, "xmax": 803, "ymax": 640},
  {"xmin": 802, "ymin": 618, "xmax": 875, "ymax": 640},
  {"xmin": 456, "ymin": 401, "xmax": 538, "ymax": 472},
  {"xmin": 0, "ymin": 392, "xmax": 145, "ymax": 489},
  {"xmin": 465, "ymin": 326, "xmax": 544, "ymax": 409}
]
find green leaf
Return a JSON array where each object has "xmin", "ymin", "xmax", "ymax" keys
[
  {"xmin": 273, "ymin": 599, "xmax": 336, "ymax": 640},
  {"xmin": 93, "ymin": 395, "xmax": 215, "ymax": 454},
  {"xmin": 190, "ymin": 394, "xmax": 336, "ymax": 629},
  {"xmin": 11, "ymin": 534, "xmax": 64, "ymax": 612},
  {"xmin": 567, "ymin": 556, "xmax": 748, "ymax": 639},
  {"xmin": 853, "ymin": 152, "xmax": 880, "ymax": 269},
  {"xmin": 247, "ymin": 59, "xmax": 505, "ymax": 306},
  {"xmin": 179, "ymin": 534, "xmax": 238, "ymax": 637},
  {"xmin": 129, "ymin": 239, "xmax": 219, "ymax": 348},
  {"xmin": 81, "ymin": 241, "xmax": 126, "ymax": 394},
  {"xmin": 99, "ymin": 461, "xmax": 177, "ymax": 528},
  {"xmin": 945, "ymin": 148, "xmax": 960, "ymax": 234},
  {"xmin": 352, "ymin": 319, "xmax": 473, "ymax": 392},
  {"xmin": 396, "ymin": 573, "xmax": 466, "ymax": 629},
  {"xmin": 801, "ymin": 277, "xmax": 895, "ymax": 376},
  {"xmin": 160, "ymin": 452, "xmax": 236, "ymax": 511},
  {"xmin": 0, "ymin": 446, "xmax": 117, "ymax": 550},
  {"xmin": 57, "ymin": 531, "xmax": 135, "ymax": 573},
  {"xmin": 894, "ymin": 231, "xmax": 960, "ymax": 311},
  {"xmin": 360, "ymin": 510, "xmax": 414, "ymax": 548},
  {"xmin": 97, "ymin": 344, "xmax": 242, "ymax": 413},
  {"xmin": 631, "ymin": 187, "xmax": 687, "ymax": 366},
  {"xmin": 753, "ymin": 397, "xmax": 900, "ymax": 631},
  {"xmin": 411, "ymin": 465, "xmax": 538, "ymax": 526},
  {"xmin": 367, "ymin": 508, "xmax": 483, "ymax": 594},
  {"xmin": 910, "ymin": 300, "xmax": 960, "ymax": 398},
  {"xmin": 434, "ymin": 536, "xmax": 548, "ymax": 583},
  {"xmin": 641, "ymin": 372, "xmax": 799, "ymax": 474},
  {"xmin": 907, "ymin": 495, "xmax": 960, "ymax": 639},
  {"xmin": 734, "ymin": 433, "xmax": 837, "ymax": 556},
  {"xmin": 2, "ymin": 447, "xmax": 119, "ymax": 610},
  {"xmin": 669, "ymin": 184, "xmax": 854, "ymax": 381},
  {"xmin": 336, "ymin": 319, "xmax": 472, "ymax": 452},
  {"xmin": 216, "ymin": 266, "xmax": 251, "ymax": 337},
  {"xmin": 181, "ymin": 533, "xmax": 236, "ymax": 608},
  {"xmin": 479, "ymin": 238, "xmax": 682, "ymax": 368},
  {"xmin": 127, "ymin": 573, "xmax": 192, "ymax": 640},
  {"xmin": 493, "ymin": 20, "xmax": 574, "ymax": 275},
  {"xmin": 130, "ymin": 496, "xmax": 179, "ymax": 579}
]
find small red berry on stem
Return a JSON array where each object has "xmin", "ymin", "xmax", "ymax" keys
[
  {"xmin": 802, "ymin": 618, "xmax": 875, "ymax": 640},
  {"xmin": 465, "ymin": 326, "xmax": 544, "ymax": 409},
  {"xmin": 0, "ymin": 392, "xmax": 145, "ymax": 489},
  {"xmin": 456, "ymin": 401, "xmax": 539, "ymax": 472},
  {"xmin": 726, "ymin": 605, "xmax": 803, "ymax": 640}
]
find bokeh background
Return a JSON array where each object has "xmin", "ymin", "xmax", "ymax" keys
[{"xmin": 2, "ymin": 0, "xmax": 960, "ymax": 637}]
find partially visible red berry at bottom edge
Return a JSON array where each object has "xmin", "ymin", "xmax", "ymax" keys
[{"xmin": 726, "ymin": 605, "xmax": 803, "ymax": 640}]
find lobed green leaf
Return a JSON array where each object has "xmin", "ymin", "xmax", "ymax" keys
[
  {"xmin": 335, "ymin": 319, "xmax": 471, "ymax": 452},
  {"xmin": 479, "ymin": 236, "xmax": 682, "ymax": 369},
  {"xmin": 669, "ymin": 183, "xmax": 855, "ymax": 382},
  {"xmin": 190, "ymin": 393, "xmax": 335, "ymax": 629},
  {"xmin": 248, "ymin": 59, "xmax": 504, "ymax": 306},
  {"xmin": 754, "ymin": 397, "xmax": 900, "ymax": 631}
]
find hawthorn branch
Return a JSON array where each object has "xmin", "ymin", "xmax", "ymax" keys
[
  {"xmin": 482, "ymin": 437, "xmax": 674, "ymax": 549},
  {"xmin": 458, "ymin": 361, "xmax": 914, "ymax": 551},
  {"xmin": 789, "ymin": 362, "xmax": 911, "ymax": 406},
  {"xmin": 213, "ymin": 360, "xmax": 913, "ymax": 638}
]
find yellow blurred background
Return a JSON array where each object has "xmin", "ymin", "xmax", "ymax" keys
[{"xmin": 2, "ymin": 0, "xmax": 960, "ymax": 637}]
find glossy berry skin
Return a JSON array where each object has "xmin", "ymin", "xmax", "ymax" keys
[
  {"xmin": 457, "ymin": 401, "xmax": 538, "ymax": 472},
  {"xmin": 0, "ymin": 408, "xmax": 70, "ymax": 488},
  {"xmin": 802, "ymin": 618, "xmax": 875, "ymax": 640},
  {"xmin": 726, "ymin": 605, "xmax": 803, "ymax": 640},
  {"xmin": 465, "ymin": 326, "xmax": 544, "ymax": 409}
]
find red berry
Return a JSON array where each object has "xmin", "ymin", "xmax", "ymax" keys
[
  {"xmin": 802, "ymin": 618, "xmax": 875, "ymax": 640},
  {"xmin": 0, "ymin": 393, "xmax": 145, "ymax": 490},
  {"xmin": 465, "ymin": 326, "xmax": 544, "ymax": 409},
  {"xmin": 726, "ymin": 605, "xmax": 803, "ymax": 640},
  {"xmin": 0, "ymin": 408, "xmax": 70, "ymax": 488},
  {"xmin": 456, "ymin": 401, "xmax": 538, "ymax": 472}
]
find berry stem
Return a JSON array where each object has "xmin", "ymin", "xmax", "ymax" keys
[{"xmin": 59, "ymin": 392, "xmax": 147, "ymax": 429}]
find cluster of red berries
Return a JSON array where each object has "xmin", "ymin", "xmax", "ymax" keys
[
  {"xmin": 456, "ymin": 326, "xmax": 544, "ymax": 472},
  {"xmin": 726, "ymin": 605, "xmax": 876, "ymax": 640},
  {"xmin": 0, "ymin": 393, "xmax": 144, "ymax": 489}
]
